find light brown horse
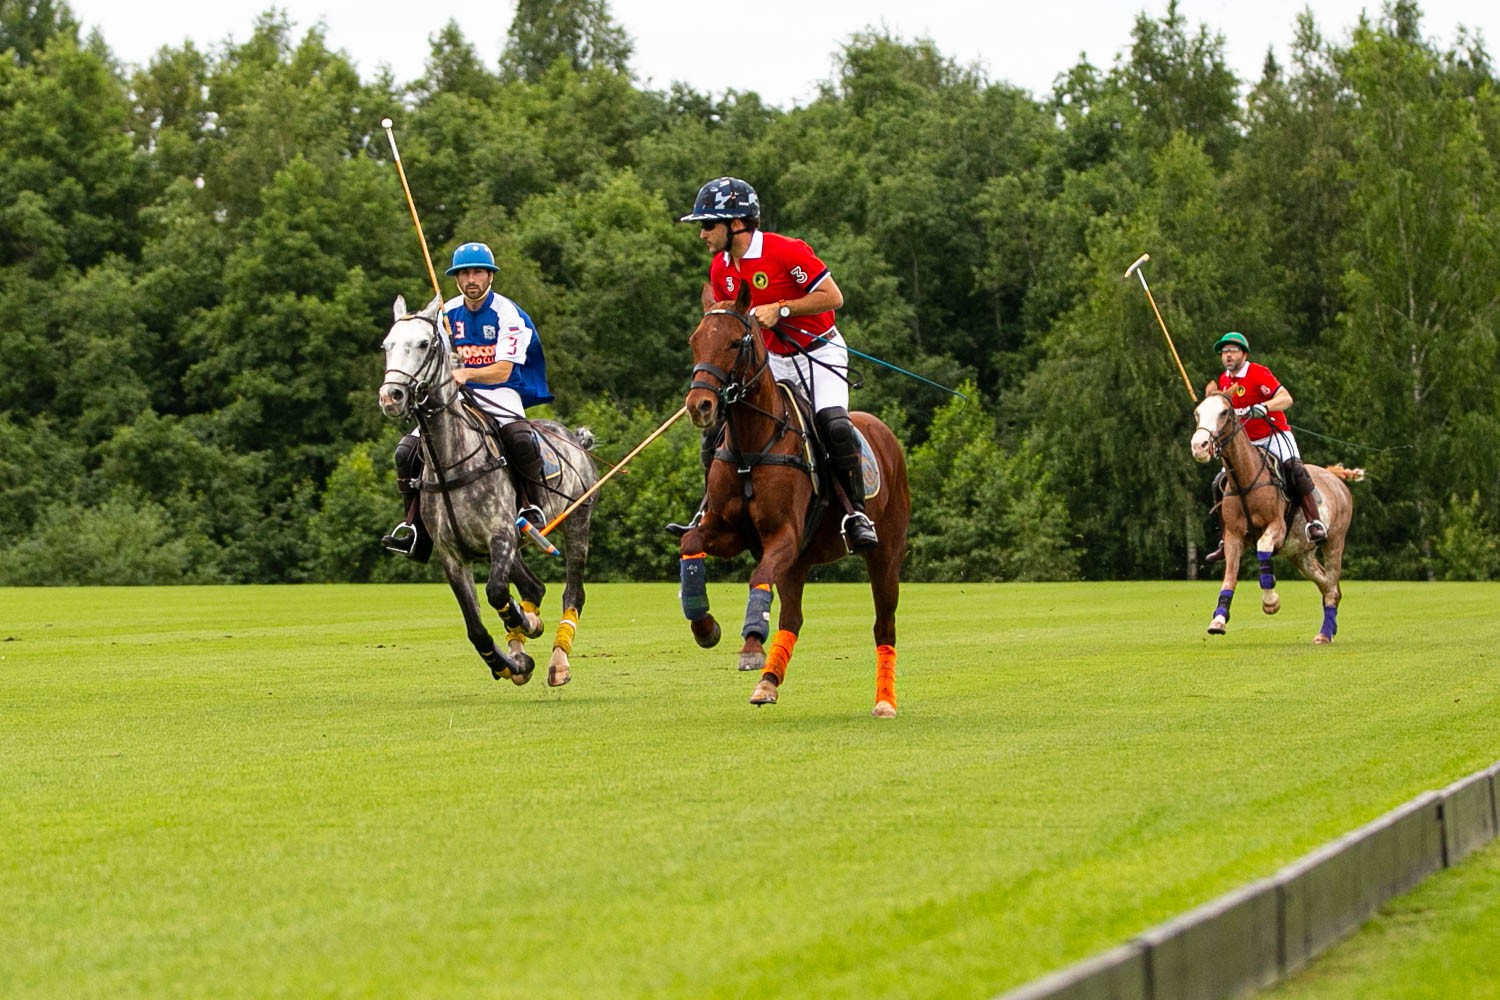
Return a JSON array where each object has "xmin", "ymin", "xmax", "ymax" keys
[
  {"xmin": 1190, "ymin": 385, "xmax": 1364, "ymax": 643},
  {"xmin": 677, "ymin": 285, "xmax": 911, "ymax": 716}
]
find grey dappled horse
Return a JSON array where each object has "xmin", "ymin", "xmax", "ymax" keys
[{"xmin": 379, "ymin": 295, "xmax": 598, "ymax": 685}]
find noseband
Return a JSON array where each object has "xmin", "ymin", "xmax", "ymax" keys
[{"xmin": 689, "ymin": 309, "xmax": 768, "ymax": 407}]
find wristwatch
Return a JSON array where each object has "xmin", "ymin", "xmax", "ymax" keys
[{"xmin": 777, "ymin": 302, "xmax": 792, "ymax": 319}]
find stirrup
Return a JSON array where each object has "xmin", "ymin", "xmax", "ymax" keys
[
  {"xmin": 1306, "ymin": 520, "xmax": 1328, "ymax": 544},
  {"xmin": 666, "ymin": 507, "xmax": 704, "ymax": 538},
  {"xmin": 516, "ymin": 504, "xmax": 543, "ymax": 527},
  {"xmin": 841, "ymin": 512, "xmax": 879, "ymax": 553},
  {"xmin": 381, "ymin": 522, "xmax": 416, "ymax": 555}
]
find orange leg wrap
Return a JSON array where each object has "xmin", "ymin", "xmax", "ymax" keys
[
  {"xmin": 763, "ymin": 629, "xmax": 797, "ymax": 684},
  {"xmin": 875, "ymin": 644, "xmax": 897, "ymax": 708}
]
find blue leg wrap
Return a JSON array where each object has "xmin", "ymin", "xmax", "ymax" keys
[
  {"xmin": 679, "ymin": 555, "xmax": 709, "ymax": 621},
  {"xmin": 1257, "ymin": 552, "xmax": 1276, "ymax": 591},
  {"xmin": 1321, "ymin": 605, "xmax": 1338, "ymax": 636},
  {"xmin": 1215, "ymin": 588, "xmax": 1234, "ymax": 620},
  {"xmin": 742, "ymin": 585, "xmax": 774, "ymax": 641}
]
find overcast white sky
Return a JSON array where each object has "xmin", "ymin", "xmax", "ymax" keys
[{"xmin": 66, "ymin": 0, "xmax": 1496, "ymax": 104}]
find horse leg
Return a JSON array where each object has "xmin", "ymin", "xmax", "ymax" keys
[
  {"xmin": 509, "ymin": 553, "xmax": 547, "ymax": 639},
  {"xmin": 750, "ymin": 564, "xmax": 810, "ymax": 706},
  {"xmin": 439, "ymin": 551, "xmax": 518, "ymax": 681},
  {"xmin": 738, "ymin": 526, "xmax": 800, "ymax": 679},
  {"xmin": 867, "ymin": 548, "xmax": 901, "ymax": 719},
  {"xmin": 1207, "ymin": 535, "xmax": 1243, "ymax": 634},
  {"xmin": 485, "ymin": 537, "xmax": 534, "ymax": 686},
  {"xmin": 1302, "ymin": 530, "xmax": 1345, "ymax": 645},
  {"xmin": 1253, "ymin": 521, "xmax": 1285, "ymax": 615},
  {"xmin": 548, "ymin": 507, "xmax": 592, "ymax": 687},
  {"xmin": 678, "ymin": 520, "xmax": 745, "ymax": 651}
]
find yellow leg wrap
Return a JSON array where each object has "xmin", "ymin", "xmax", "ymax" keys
[
  {"xmin": 508, "ymin": 599, "xmax": 543, "ymax": 644},
  {"xmin": 763, "ymin": 629, "xmax": 797, "ymax": 684},
  {"xmin": 875, "ymin": 644, "xmax": 897, "ymax": 708},
  {"xmin": 553, "ymin": 607, "xmax": 580, "ymax": 655}
]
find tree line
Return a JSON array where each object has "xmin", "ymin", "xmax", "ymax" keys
[{"xmin": 1, "ymin": 0, "xmax": 1496, "ymax": 585}]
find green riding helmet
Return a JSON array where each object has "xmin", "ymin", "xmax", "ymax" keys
[{"xmin": 1214, "ymin": 331, "xmax": 1250, "ymax": 353}]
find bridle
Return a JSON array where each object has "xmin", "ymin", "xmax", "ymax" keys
[
  {"xmin": 689, "ymin": 309, "xmax": 772, "ymax": 412},
  {"xmin": 380, "ymin": 312, "xmax": 449, "ymax": 417},
  {"xmin": 688, "ymin": 307, "xmax": 807, "ymax": 498}
]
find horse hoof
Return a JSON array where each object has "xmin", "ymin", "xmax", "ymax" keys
[
  {"xmin": 547, "ymin": 650, "xmax": 571, "ymax": 687},
  {"xmin": 692, "ymin": 617, "xmax": 722, "ymax": 649},
  {"xmin": 738, "ymin": 650, "xmax": 766, "ymax": 672},
  {"xmin": 523, "ymin": 611, "xmax": 545, "ymax": 639},
  {"xmin": 1313, "ymin": 633, "xmax": 1333, "ymax": 645},
  {"xmin": 872, "ymin": 701, "xmax": 897, "ymax": 719},
  {"xmin": 749, "ymin": 678, "xmax": 778, "ymax": 705},
  {"xmin": 510, "ymin": 653, "xmax": 536, "ymax": 686},
  {"xmin": 1262, "ymin": 597, "xmax": 1281, "ymax": 615},
  {"xmin": 1207, "ymin": 618, "xmax": 1227, "ymax": 635}
]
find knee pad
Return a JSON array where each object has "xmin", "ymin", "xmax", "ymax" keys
[
  {"xmin": 501, "ymin": 423, "xmax": 541, "ymax": 466},
  {"xmin": 394, "ymin": 433, "xmax": 423, "ymax": 483},
  {"xmin": 816, "ymin": 407, "xmax": 855, "ymax": 450}
]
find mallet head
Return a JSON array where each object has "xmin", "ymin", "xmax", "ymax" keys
[
  {"xmin": 1124, "ymin": 253, "xmax": 1150, "ymax": 278},
  {"xmin": 380, "ymin": 117, "xmax": 394, "ymax": 130}
]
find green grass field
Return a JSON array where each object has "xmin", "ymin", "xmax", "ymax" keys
[{"xmin": 3, "ymin": 581, "xmax": 1497, "ymax": 999}]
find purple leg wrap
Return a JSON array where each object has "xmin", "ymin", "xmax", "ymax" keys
[
  {"xmin": 1215, "ymin": 588, "xmax": 1234, "ymax": 619},
  {"xmin": 1257, "ymin": 552, "xmax": 1276, "ymax": 590},
  {"xmin": 1321, "ymin": 605, "xmax": 1338, "ymax": 636}
]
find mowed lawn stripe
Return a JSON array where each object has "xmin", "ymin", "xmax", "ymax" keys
[{"xmin": 2, "ymin": 582, "xmax": 1496, "ymax": 998}]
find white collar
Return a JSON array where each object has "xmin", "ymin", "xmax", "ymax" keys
[
  {"xmin": 1226, "ymin": 360, "xmax": 1250, "ymax": 378},
  {"xmin": 725, "ymin": 229, "xmax": 765, "ymax": 266}
]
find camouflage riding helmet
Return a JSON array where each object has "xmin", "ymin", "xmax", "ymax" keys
[
  {"xmin": 1214, "ymin": 331, "xmax": 1250, "ymax": 353},
  {"xmin": 680, "ymin": 177, "xmax": 761, "ymax": 224},
  {"xmin": 446, "ymin": 241, "xmax": 499, "ymax": 275}
]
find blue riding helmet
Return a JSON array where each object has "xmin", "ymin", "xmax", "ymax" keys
[
  {"xmin": 446, "ymin": 242, "xmax": 499, "ymax": 275},
  {"xmin": 1215, "ymin": 331, "xmax": 1250, "ymax": 352},
  {"xmin": 680, "ymin": 177, "xmax": 761, "ymax": 223}
]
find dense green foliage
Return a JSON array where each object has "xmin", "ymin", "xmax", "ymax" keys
[
  {"xmin": 0, "ymin": 0, "xmax": 1496, "ymax": 583},
  {"xmin": 3, "ymin": 581, "xmax": 1498, "ymax": 997}
]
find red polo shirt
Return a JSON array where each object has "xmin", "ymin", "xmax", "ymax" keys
[
  {"xmin": 708, "ymin": 230, "xmax": 836, "ymax": 356},
  {"xmin": 1218, "ymin": 362, "xmax": 1290, "ymax": 440}
]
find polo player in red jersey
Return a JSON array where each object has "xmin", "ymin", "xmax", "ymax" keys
[
  {"xmin": 668, "ymin": 176, "xmax": 879, "ymax": 552},
  {"xmin": 1204, "ymin": 330, "xmax": 1328, "ymax": 562}
]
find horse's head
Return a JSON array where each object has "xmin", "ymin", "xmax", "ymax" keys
[
  {"xmin": 685, "ymin": 283, "xmax": 767, "ymax": 429},
  {"xmin": 1190, "ymin": 388, "xmax": 1234, "ymax": 463},
  {"xmin": 379, "ymin": 294, "xmax": 449, "ymax": 419}
]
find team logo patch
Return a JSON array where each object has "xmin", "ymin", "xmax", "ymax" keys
[
  {"xmin": 752, "ymin": 272, "xmax": 769, "ymax": 289},
  {"xmin": 1231, "ymin": 384, "xmax": 1246, "ymax": 399}
]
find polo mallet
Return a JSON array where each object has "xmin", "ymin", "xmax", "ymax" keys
[
  {"xmin": 381, "ymin": 117, "xmax": 445, "ymax": 308},
  {"xmin": 1125, "ymin": 253, "xmax": 1197, "ymax": 402},
  {"xmin": 539, "ymin": 405, "xmax": 689, "ymax": 537}
]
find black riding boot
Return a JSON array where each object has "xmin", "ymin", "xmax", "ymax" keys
[
  {"xmin": 500, "ymin": 420, "xmax": 547, "ymax": 526},
  {"xmin": 1284, "ymin": 458, "xmax": 1328, "ymax": 543},
  {"xmin": 666, "ymin": 423, "xmax": 721, "ymax": 537},
  {"xmin": 382, "ymin": 432, "xmax": 432, "ymax": 562},
  {"xmin": 1204, "ymin": 472, "xmax": 1226, "ymax": 563},
  {"xmin": 817, "ymin": 407, "xmax": 878, "ymax": 553}
]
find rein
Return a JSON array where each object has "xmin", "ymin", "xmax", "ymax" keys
[
  {"xmin": 692, "ymin": 309, "xmax": 809, "ymax": 497},
  {"xmin": 1206, "ymin": 399, "xmax": 1280, "ymax": 531}
]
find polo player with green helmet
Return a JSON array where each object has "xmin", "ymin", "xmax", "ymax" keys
[{"xmin": 1205, "ymin": 331, "xmax": 1328, "ymax": 562}]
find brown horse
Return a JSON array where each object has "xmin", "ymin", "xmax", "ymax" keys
[
  {"xmin": 677, "ymin": 285, "xmax": 911, "ymax": 716},
  {"xmin": 1189, "ymin": 385, "xmax": 1364, "ymax": 643}
]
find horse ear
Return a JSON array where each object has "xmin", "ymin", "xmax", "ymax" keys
[
  {"xmin": 1204, "ymin": 381, "xmax": 1218, "ymax": 398},
  {"xmin": 393, "ymin": 295, "xmax": 407, "ymax": 319},
  {"xmin": 423, "ymin": 294, "xmax": 443, "ymax": 318},
  {"xmin": 735, "ymin": 280, "xmax": 752, "ymax": 312},
  {"xmin": 699, "ymin": 282, "xmax": 716, "ymax": 311}
]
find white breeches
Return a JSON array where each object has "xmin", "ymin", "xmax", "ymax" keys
[{"xmin": 768, "ymin": 328, "xmax": 849, "ymax": 413}]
